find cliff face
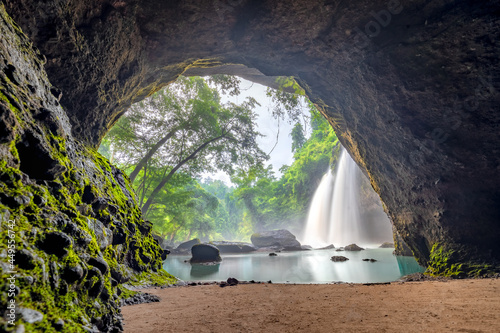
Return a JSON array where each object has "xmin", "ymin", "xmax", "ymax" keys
[
  {"xmin": 0, "ymin": 0, "xmax": 498, "ymax": 329},
  {"xmin": 0, "ymin": 5, "xmax": 173, "ymax": 332}
]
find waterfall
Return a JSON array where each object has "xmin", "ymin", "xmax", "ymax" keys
[
  {"xmin": 301, "ymin": 171, "xmax": 334, "ymax": 246},
  {"xmin": 328, "ymin": 149, "xmax": 363, "ymax": 246},
  {"xmin": 301, "ymin": 148, "xmax": 379, "ymax": 248}
]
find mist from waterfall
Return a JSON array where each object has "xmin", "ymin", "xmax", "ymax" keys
[{"xmin": 301, "ymin": 148, "xmax": 386, "ymax": 248}]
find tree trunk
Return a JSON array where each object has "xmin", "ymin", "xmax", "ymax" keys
[
  {"xmin": 129, "ymin": 129, "xmax": 176, "ymax": 183},
  {"xmin": 141, "ymin": 134, "xmax": 227, "ymax": 215}
]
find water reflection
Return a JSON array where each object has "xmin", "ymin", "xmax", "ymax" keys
[
  {"xmin": 164, "ymin": 248, "xmax": 425, "ymax": 284},
  {"xmin": 190, "ymin": 263, "xmax": 220, "ymax": 277}
]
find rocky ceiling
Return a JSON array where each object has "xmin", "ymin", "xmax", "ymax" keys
[{"xmin": 4, "ymin": 0, "xmax": 500, "ymax": 272}]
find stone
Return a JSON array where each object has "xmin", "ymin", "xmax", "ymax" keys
[
  {"xmin": 16, "ymin": 249, "xmax": 37, "ymax": 270},
  {"xmin": 362, "ymin": 258, "xmax": 377, "ymax": 262},
  {"xmin": 18, "ymin": 308, "xmax": 43, "ymax": 324},
  {"xmin": 227, "ymin": 277, "xmax": 239, "ymax": 286},
  {"xmin": 39, "ymin": 232, "xmax": 73, "ymax": 257},
  {"xmin": 379, "ymin": 242, "xmax": 394, "ymax": 248},
  {"xmin": 63, "ymin": 264, "xmax": 84, "ymax": 284},
  {"xmin": 318, "ymin": 244, "xmax": 335, "ymax": 250},
  {"xmin": 210, "ymin": 241, "xmax": 257, "ymax": 253},
  {"xmin": 251, "ymin": 229, "xmax": 302, "ymax": 251},
  {"xmin": 88, "ymin": 256, "xmax": 109, "ymax": 275},
  {"xmin": 344, "ymin": 244, "xmax": 365, "ymax": 251},
  {"xmin": 53, "ymin": 318, "xmax": 65, "ymax": 331},
  {"xmin": 269, "ymin": 253, "xmax": 278, "ymax": 256},
  {"xmin": 331, "ymin": 256, "xmax": 349, "ymax": 262},
  {"xmin": 174, "ymin": 238, "xmax": 201, "ymax": 254},
  {"xmin": 189, "ymin": 244, "xmax": 222, "ymax": 264}
]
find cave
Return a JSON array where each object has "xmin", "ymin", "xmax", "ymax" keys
[{"xmin": 0, "ymin": 0, "xmax": 499, "ymax": 331}]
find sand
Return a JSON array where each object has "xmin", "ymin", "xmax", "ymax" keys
[{"xmin": 122, "ymin": 279, "xmax": 500, "ymax": 333}]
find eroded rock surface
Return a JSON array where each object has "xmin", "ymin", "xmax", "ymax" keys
[
  {"xmin": 0, "ymin": 5, "xmax": 174, "ymax": 331},
  {"xmin": 2, "ymin": 0, "xmax": 500, "ymax": 279}
]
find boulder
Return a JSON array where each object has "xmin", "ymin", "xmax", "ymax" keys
[
  {"xmin": 330, "ymin": 256, "xmax": 349, "ymax": 262},
  {"xmin": 173, "ymin": 238, "xmax": 200, "ymax": 254},
  {"xmin": 344, "ymin": 244, "xmax": 365, "ymax": 251},
  {"xmin": 318, "ymin": 244, "xmax": 335, "ymax": 250},
  {"xmin": 190, "ymin": 244, "xmax": 222, "ymax": 264},
  {"xmin": 250, "ymin": 229, "xmax": 302, "ymax": 251},
  {"xmin": 210, "ymin": 241, "xmax": 257, "ymax": 253},
  {"xmin": 362, "ymin": 258, "xmax": 377, "ymax": 262},
  {"xmin": 379, "ymin": 242, "xmax": 394, "ymax": 248}
]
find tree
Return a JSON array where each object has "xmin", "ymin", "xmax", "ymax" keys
[
  {"xmin": 101, "ymin": 76, "xmax": 268, "ymax": 217},
  {"xmin": 290, "ymin": 122, "xmax": 306, "ymax": 152}
]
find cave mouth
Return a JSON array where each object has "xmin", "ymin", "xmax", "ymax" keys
[{"xmin": 99, "ymin": 73, "xmax": 395, "ymax": 252}]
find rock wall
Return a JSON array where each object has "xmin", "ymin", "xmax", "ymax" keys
[
  {"xmin": 2, "ymin": 0, "xmax": 499, "ymax": 283},
  {"xmin": 0, "ymin": 5, "xmax": 173, "ymax": 332}
]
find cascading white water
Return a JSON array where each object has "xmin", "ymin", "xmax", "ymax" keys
[
  {"xmin": 328, "ymin": 149, "xmax": 363, "ymax": 246},
  {"xmin": 301, "ymin": 148, "xmax": 378, "ymax": 248},
  {"xmin": 301, "ymin": 171, "xmax": 334, "ymax": 246}
]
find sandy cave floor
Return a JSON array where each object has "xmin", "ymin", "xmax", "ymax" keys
[{"xmin": 121, "ymin": 278, "xmax": 500, "ymax": 333}]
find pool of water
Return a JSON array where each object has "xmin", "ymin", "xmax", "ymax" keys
[{"xmin": 163, "ymin": 248, "xmax": 425, "ymax": 284}]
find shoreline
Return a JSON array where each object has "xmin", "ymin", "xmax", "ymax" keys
[{"xmin": 122, "ymin": 277, "xmax": 500, "ymax": 333}]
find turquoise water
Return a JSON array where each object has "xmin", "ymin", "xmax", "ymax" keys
[{"xmin": 163, "ymin": 248, "xmax": 425, "ymax": 284}]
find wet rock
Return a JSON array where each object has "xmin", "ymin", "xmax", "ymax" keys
[
  {"xmin": 379, "ymin": 242, "xmax": 394, "ymax": 248},
  {"xmin": 362, "ymin": 258, "xmax": 377, "ymax": 262},
  {"xmin": 88, "ymin": 256, "xmax": 109, "ymax": 275},
  {"xmin": 138, "ymin": 220, "xmax": 153, "ymax": 234},
  {"xmin": 330, "ymin": 256, "xmax": 349, "ymax": 262},
  {"xmin": 53, "ymin": 318, "xmax": 65, "ymax": 331},
  {"xmin": 269, "ymin": 252, "xmax": 278, "ymax": 256},
  {"xmin": 121, "ymin": 292, "xmax": 160, "ymax": 306},
  {"xmin": 210, "ymin": 241, "xmax": 257, "ymax": 253},
  {"xmin": 251, "ymin": 229, "xmax": 302, "ymax": 251},
  {"xmin": 39, "ymin": 232, "xmax": 73, "ymax": 257},
  {"xmin": 110, "ymin": 264, "xmax": 133, "ymax": 284},
  {"xmin": 190, "ymin": 244, "xmax": 222, "ymax": 264},
  {"xmin": 227, "ymin": 277, "xmax": 239, "ymax": 286},
  {"xmin": 161, "ymin": 249, "xmax": 170, "ymax": 261},
  {"xmin": 16, "ymin": 249, "xmax": 37, "ymax": 270},
  {"xmin": 18, "ymin": 308, "xmax": 43, "ymax": 324},
  {"xmin": 175, "ymin": 238, "xmax": 201, "ymax": 253},
  {"xmin": 86, "ymin": 267, "xmax": 104, "ymax": 298},
  {"xmin": 111, "ymin": 226, "xmax": 127, "ymax": 245},
  {"xmin": 63, "ymin": 264, "xmax": 84, "ymax": 284},
  {"xmin": 344, "ymin": 244, "xmax": 365, "ymax": 251}
]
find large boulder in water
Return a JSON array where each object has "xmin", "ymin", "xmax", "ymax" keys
[
  {"xmin": 251, "ymin": 229, "xmax": 302, "ymax": 251},
  {"xmin": 344, "ymin": 244, "xmax": 365, "ymax": 251},
  {"xmin": 190, "ymin": 244, "xmax": 222, "ymax": 264},
  {"xmin": 210, "ymin": 241, "xmax": 257, "ymax": 254}
]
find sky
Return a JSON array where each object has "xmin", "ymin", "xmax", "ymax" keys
[{"xmin": 203, "ymin": 78, "xmax": 310, "ymax": 185}]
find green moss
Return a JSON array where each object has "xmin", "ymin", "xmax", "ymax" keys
[
  {"xmin": 128, "ymin": 269, "xmax": 178, "ymax": 287},
  {"xmin": 426, "ymin": 242, "xmax": 497, "ymax": 278}
]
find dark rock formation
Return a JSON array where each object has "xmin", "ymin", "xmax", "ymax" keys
[
  {"xmin": 190, "ymin": 244, "xmax": 222, "ymax": 264},
  {"xmin": 4, "ymin": 0, "xmax": 497, "ymax": 276},
  {"xmin": 269, "ymin": 253, "xmax": 278, "ymax": 257},
  {"xmin": 393, "ymin": 228, "xmax": 414, "ymax": 257},
  {"xmin": 210, "ymin": 241, "xmax": 257, "ymax": 253},
  {"xmin": 0, "ymin": 5, "xmax": 498, "ymax": 332},
  {"xmin": 362, "ymin": 259, "xmax": 378, "ymax": 262},
  {"xmin": 251, "ymin": 229, "xmax": 302, "ymax": 251},
  {"xmin": 0, "ymin": 6, "xmax": 174, "ymax": 331},
  {"xmin": 345, "ymin": 244, "xmax": 365, "ymax": 251},
  {"xmin": 331, "ymin": 256, "xmax": 349, "ymax": 262},
  {"xmin": 173, "ymin": 238, "xmax": 201, "ymax": 254},
  {"xmin": 379, "ymin": 242, "xmax": 395, "ymax": 249}
]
